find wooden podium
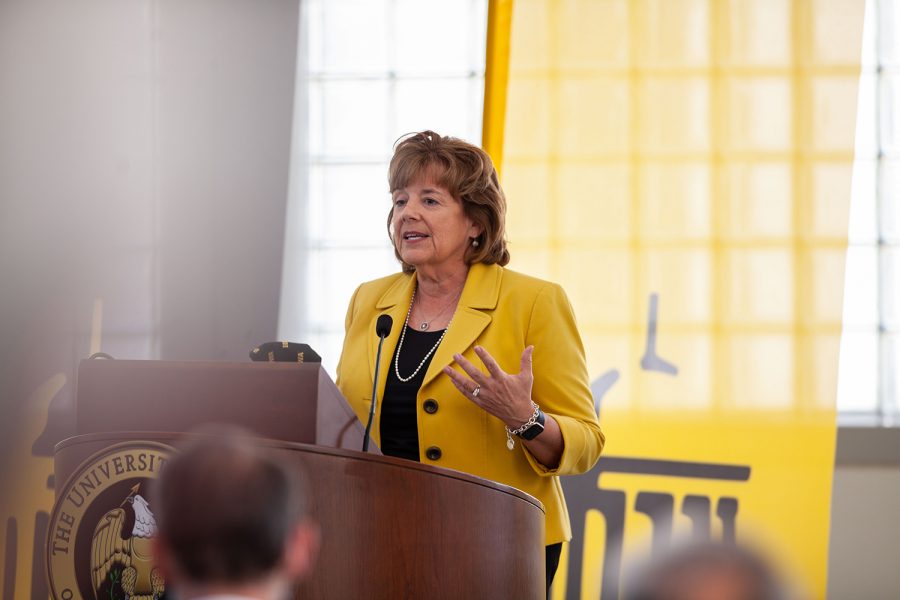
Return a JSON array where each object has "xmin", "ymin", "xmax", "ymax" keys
[{"xmin": 48, "ymin": 360, "xmax": 545, "ymax": 599}]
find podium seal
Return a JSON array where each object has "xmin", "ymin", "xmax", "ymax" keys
[{"xmin": 46, "ymin": 441, "xmax": 174, "ymax": 600}]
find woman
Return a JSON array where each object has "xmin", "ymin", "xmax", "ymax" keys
[{"xmin": 335, "ymin": 131, "xmax": 604, "ymax": 593}]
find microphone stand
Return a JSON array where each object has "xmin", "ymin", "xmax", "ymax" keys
[{"xmin": 363, "ymin": 324, "xmax": 390, "ymax": 452}]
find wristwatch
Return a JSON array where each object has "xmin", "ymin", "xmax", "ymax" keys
[{"xmin": 517, "ymin": 407, "xmax": 546, "ymax": 441}]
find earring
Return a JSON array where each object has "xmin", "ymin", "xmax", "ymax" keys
[{"xmin": 472, "ymin": 238, "xmax": 479, "ymax": 247}]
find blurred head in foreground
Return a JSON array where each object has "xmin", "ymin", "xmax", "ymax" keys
[
  {"xmin": 625, "ymin": 541, "xmax": 787, "ymax": 600},
  {"xmin": 153, "ymin": 427, "xmax": 318, "ymax": 599}
]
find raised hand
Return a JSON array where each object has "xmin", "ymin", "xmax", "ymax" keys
[{"xmin": 443, "ymin": 345, "xmax": 536, "ymax": 429}]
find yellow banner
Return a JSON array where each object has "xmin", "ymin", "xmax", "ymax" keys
[
  {"xmin": 485, "ymin": 0, "xmax": 865, "ymax": 597},
  {"xmin": 0, "ymin": 374, "xmax": 61, "ymax": 599}
]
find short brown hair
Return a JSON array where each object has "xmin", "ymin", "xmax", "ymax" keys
[
  {"xmin": 387, "ymin": 130, "xmax": 510, "ymax": 273},
  {"xmin": 625, "ymin": 541, "xmax": 786, "ymax": 600},
  {"xmin": 154, "ymin": 428, "xmax": 307, "ymax": 584}
]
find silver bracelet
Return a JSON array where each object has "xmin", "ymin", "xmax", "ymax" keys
[{"xmin": 505, "ymin": 401, "xmax": 540, "ymax": 450}]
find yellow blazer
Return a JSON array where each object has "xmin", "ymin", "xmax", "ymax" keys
[{"xmin": 336, "ymin": 262, "xmax": 605, "ymax": 544}]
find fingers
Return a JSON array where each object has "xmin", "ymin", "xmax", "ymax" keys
[
  {"xmin": 441, "ymin": 346, "xmax": 531, "ymax": 403},
  {"xmin": 451, "ymin": 352, "xmax": 492, "ymax": 387},
  {"xmin": 441, "ymin": 349, "xmax": 499, "ymax": 404},
  {"xmin": 520, "ymin": 345, "xmax": 534, "ymax": 374},
  {"xmin": 445, "ymin": 346, "xmax": 524, "ymax": 390},
  {"xmin": 474, "ymin": 346, "xmax": 504, "ymax": 377},
  {"xmin": 443, "ymin": 347, "xmax": 536, "ymax": 426},
  {"xmin": 441, "ymin": 365, "xmax": 481, "ymax": 398}
]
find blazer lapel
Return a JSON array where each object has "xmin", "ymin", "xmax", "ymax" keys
[
  {"xmin": 368, "ymin": 273, "xmax": 416, "ymax": 396},
  {"xmin": 421, "ymin": 263, "xmax": 502, "ymax": 389}
]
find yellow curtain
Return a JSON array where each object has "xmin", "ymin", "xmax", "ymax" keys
[{"xmin": 485, "ymin": 1, "xmax": 864, "ymax": 598}]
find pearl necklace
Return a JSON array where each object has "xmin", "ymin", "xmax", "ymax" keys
[{"xmin": 394, "ymin": 288, "xmax": 452, "ymax": 383}]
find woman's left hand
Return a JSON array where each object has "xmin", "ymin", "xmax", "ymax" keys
[{"xmin": 443, "ymin": 345, "xmax": 536, "ymax": 428}]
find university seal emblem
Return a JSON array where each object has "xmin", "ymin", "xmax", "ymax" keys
[{"xmin": 46, "ymin": 441, "xmax": 173, "ymax": 600}]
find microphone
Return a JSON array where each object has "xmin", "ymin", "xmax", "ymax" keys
[
  {"xmin": 362, "ymin": 315, "xmax": 393, "ymax": 452},
  {"xmin": 375, "ymin": 314, "xmax": 392, "ymax": 338}
]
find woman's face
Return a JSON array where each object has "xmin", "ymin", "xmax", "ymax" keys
[{"xmin": 390, "ymin": 172, "xmax": 481, "ymax": 275}]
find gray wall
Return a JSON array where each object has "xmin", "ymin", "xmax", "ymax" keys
[
  {"xmin": 0, "ymin": 0, "xmax": 299, "ymax": 598},
  {"xmin": 0, "ymin": 6, "xmax": 300, "ymax": 597},
  {"xmin": 0, "ymin": 0, "xmax": 299, "ymax": 441},
  {"xmin": 828, "ymin": 428, "xmax": 900, "ymax": 599},
  {"xmin": 155, "ymin": 0, "xmax": 300, "ymax": 360}
]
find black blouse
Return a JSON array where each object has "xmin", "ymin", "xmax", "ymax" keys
[{"xmin": 380, "ymin": 326, "xmax": 445, "ymax": 462}]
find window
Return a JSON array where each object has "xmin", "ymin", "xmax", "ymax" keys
[
  {"xmin": 281, "ymin": 0, "xmax": 896, "ymax": 424},
  {"xmin": 279, "ymin": 0, "xmax": 487, "ymax": 375},
  {"xmin": 839, "ymin": 0, "xmax": 900, "ymax": 425}
]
